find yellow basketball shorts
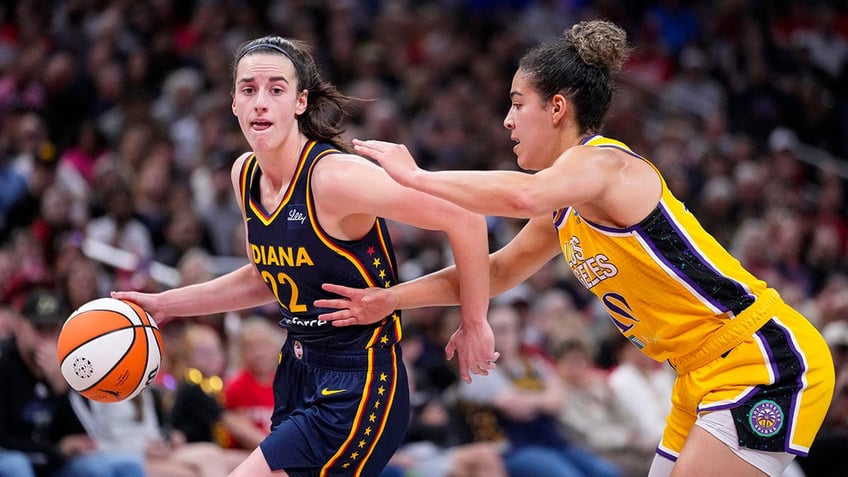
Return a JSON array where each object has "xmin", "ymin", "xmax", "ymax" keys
[{"xmin": 658, "ymin": 303, "xmax": 835, "ymax": 460}]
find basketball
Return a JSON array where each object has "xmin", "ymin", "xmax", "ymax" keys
[{"xmin": 57, "ymin": 297, "xmax": 162, "ymax": 403}]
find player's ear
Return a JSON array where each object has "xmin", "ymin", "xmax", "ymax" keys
[
  {"xmin": 551, "ymin": 94, "xmax": 567, "ymax": 124},
  {"xmin": 295, "ymin": 89, "xmax": 308, "ymax": 116}
]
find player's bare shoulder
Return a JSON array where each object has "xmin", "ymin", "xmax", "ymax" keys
[
  {"xmin": 552, "ymin": 144, "xmax": 623, "ymax": 177},
  {"xmin": 230, "ymin": 151, "xmax": 255, "ymax": 182},
  {"xmin": 311, "ymin": 151, "xmax": 374, "ymax": 186},
  {"xmin": 309, "ymin": 151, "xmax": 378, "ymax": 204}
]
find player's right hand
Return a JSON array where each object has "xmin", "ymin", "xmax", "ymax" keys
[{"xmin": 110, "ymin": 291, "xmax": 173, "ymax": 326}]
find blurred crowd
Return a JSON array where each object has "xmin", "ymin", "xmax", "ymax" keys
[{"xmin": 1, "ymin": 0, "xmax": 848, "ymax": 476}]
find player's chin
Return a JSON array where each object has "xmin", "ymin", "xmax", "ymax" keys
[{"xmin": 516, "ymin": 155, "xmax": 538, "ymax": 172}]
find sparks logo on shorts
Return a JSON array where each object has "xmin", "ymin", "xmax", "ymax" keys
[{"xmin": 748, "ymin": 399, "xmax": 784, "ymax": 436}]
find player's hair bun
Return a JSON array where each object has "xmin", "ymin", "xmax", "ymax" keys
[{"xmin": 565, "ymin": 20, "xmax": 630, "ymax": 73}]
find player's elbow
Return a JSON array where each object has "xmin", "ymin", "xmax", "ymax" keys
[
  {"xmin": 449, "ymin": 206, "xmax": 488, "ymax": 231},
  {"xmin": 448, "ymin": 215, "xmax": 489, "ymax": 249},
  {"xmin": 506, "ymin": 188, "xmax": 548, "ymax": 217}
]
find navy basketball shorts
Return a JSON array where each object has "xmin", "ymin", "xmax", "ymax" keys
[{"xmin": 259, "ymin": 337, "xmax": 410, "ymax": 477}]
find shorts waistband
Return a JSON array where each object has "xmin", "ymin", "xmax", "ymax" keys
[
  {"xmin": 283, "ymin": 338, "xmax": 399, "ymax": 370},
  {"xmin": 669, "ymin": 288, "xmax": 780, "ymax": 375}
]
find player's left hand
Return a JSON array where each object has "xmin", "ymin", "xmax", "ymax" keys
[
  {"xmin": 352, "ymin": 139, "xmax": 421, "ymax": 188},
  {"xmin": 316, "ymin": 283, "xmax": 398, "ymax": 326},
  {"xmin": 446, "ymin": 321, "xmax": 499, "ymax": 383}
]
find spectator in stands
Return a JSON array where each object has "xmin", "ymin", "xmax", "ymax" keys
[
  {"xmin": 57, "ymin": 119, "xmax": 110, "ymax": 199},
  {"xmin": 223, "ymin": 317, "xmax": 286, "ymax": 450},
  {"xmin": 154, "ymin": 208, "xmax": 213, "ymax": 268},
  {"xmin": 194, "ymin": 150, "xmax": 243, "ymax": 257},
  {"xmin": 552, "ymin": 338, "xmax": 653, "ymax": 477},
  {"xmin": 168, "ymin": 322, "xmax": 254, "ymax": 458},
  {"xmin": 456, "ymin": 304, "xmax": 622, "ymax": 477},
  {"xmin": 131, "ymin": 145, "xmax": 174, "ymax": 250},
  {"xmin": 661, "ymin": 46, "xmax": 726, "ymax": 120},
  {"xmin": 0, "ymin": 141, "xmax": 60, "ymax": 244},
  {"xmin": 71, "ymin": 387, "xmax": 244, "ymax": 477},
  {"xmin": 84, "ymin": 178, "xmax": 154, "ymax": 263},
  {"xmin": 606, "ymin": 333, "xmax": 675, "ymax": 455},
  {"xmin": 375, "ymin": 319, "xmax": 505, "ymax": 477},
  {"xmin": 0, "ymin": 450, "xmax": 35, "ymax": 477},
  {"xmin": 59, "ymin": 255, "xmax": 104, "ymax": 312}
]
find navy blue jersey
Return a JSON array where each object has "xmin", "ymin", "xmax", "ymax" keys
[{"xmin": 239, "ymin": 141, "xmax": 402, "ymax": 349}]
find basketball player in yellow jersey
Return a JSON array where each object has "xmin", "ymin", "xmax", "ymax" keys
[{"xmin": 316, "ymin": 20, "xmax": 836, "ymax": 477}]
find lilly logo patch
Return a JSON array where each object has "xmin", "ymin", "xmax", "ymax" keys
[
  {"xmin": 286, "ymin": 205, "xmax": 308, "ymax": 227},
  {"xmin": 748, "ymin": 399, "xmax": 784, "ymax": 437}
]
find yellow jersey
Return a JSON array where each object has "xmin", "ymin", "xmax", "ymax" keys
[{"xmin": 555, "ymin": 135, "xmax": 769, "ymax": 363}]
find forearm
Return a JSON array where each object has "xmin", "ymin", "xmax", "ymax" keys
[
  {"xmin": 392, "ymin": 253, "xmax": 518, "ymax": 310},
  {"xmin": 412, "ymin": 169, "xmax": 538, "ymax": 218},
  {"xmin": 157, "ymin": 264, "xmax": 275, "ymax": 317},
  {"xmin": 444, "ymin": 213, "xmax": 490, "ymax": 325},
  {"xmin": 393, "ymin": 265, "xmax": 462, "ymax": 309}
]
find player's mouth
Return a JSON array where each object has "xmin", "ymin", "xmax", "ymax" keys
[{"xmin": 251, "ymin": 119, "xmax": 273, "ymax": 131}]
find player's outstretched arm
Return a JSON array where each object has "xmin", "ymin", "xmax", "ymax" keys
[{"xmin": 113, "ymin": 264, "xmax": 275, "ymax": 325}]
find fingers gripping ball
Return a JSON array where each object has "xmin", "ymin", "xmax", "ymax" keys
[{"xmin": 57, "ymin": 298, "xmax": 162, "ymax": 402}]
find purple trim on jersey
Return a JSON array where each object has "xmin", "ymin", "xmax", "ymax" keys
[
  {"xmin": 580, "ymin": 135, "xmax": 756, "ymax": 315},
  {"xmin": 662, "ymin": 204, "xmax": 754, "ymax": 312},
  {"xmin": 579, "ymin": 215, "xmax": 640, "ymax": 233},
  {"xmin": 773, "ymin": 320, "xmax": 808, "ymax": 455},
  {"xmin": 579, "ymin": 134, "xmax": 598, "ymax": 145},
  {"xmin": 596, "ymin": 143, "xmax": 645, "ymax": 160},
  {"xmin": 553, "ymin": 207, "xmax": 569, "ymax": 228},
  {"xmin": 655, "ymin": 446, "xmax": 678, "ymax": 462},
  {"xmin": 579, "ymin": 202, "xmax": 753, "ymax": 314},
  {"xmin": 698, "ymin": 386, "xmax": 761, "ymax": 413},
  {"xmin": 657, "ymin": 205, "xmax": 731, "ymax": 311},
  {"xmin": 631, "ymin": 214, "xmax": 727, "ymax": 313}
]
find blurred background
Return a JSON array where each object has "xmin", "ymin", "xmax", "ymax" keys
[{"xmin": 0, "ymin": 1, "xmax": 847, "ymax": 476}]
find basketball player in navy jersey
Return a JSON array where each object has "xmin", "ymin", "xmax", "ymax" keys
[{"xmin": 113, "ymin": 36, "xmax": 497, "ymax": 477}]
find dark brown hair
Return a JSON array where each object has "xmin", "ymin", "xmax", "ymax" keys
[
  {"xmin": 232, "ymin": 36, "xmax": 356, "ymax": 152},
  {"xmin": 518, "ymin": 20, "xmax": 630, "ymax": 134}
]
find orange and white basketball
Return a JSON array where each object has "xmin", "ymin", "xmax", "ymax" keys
[{"xmin": 57, "ymin": 297, "xmax": 162, "ymax": 403}]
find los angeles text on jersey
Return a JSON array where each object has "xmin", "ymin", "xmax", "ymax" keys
[
  {"xmin": 251, "ymin": 244, "xmax": 315, "ymax": 267},
  {"xmin": 564, "ymin": 236, "xmax": 618, "ymax": 289}
]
